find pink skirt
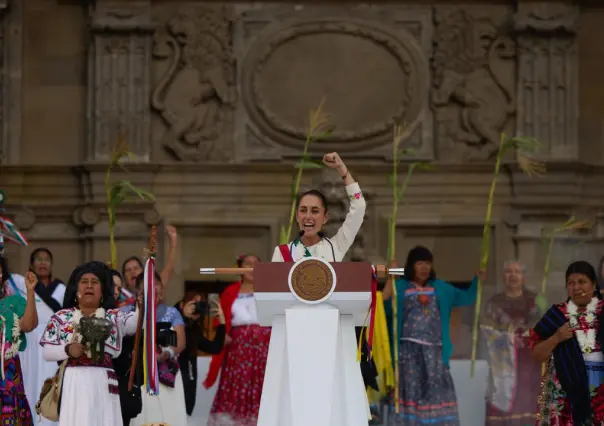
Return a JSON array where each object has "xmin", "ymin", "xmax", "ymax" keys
[{"xmin": 208, "ymin": 324, "xmax": 271, "ymax": 426}]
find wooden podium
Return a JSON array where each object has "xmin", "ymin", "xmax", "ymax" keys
[{"xmin": 253, "ymin": 258, "xmax": 372, "ymax": 426}]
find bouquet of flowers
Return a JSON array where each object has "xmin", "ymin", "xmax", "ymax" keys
[{"xmin": 79, "ymin": 316, "xmax": 113, "ymax": 363}]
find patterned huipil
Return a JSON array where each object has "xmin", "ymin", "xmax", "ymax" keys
[{"xmin": 40, "ymin": 307, "xmax": 138, "ymax": 426}]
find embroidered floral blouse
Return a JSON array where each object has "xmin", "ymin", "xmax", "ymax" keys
[{"xmin": 40, "ymin": 307, "xmax": 138, "ymax": 361}]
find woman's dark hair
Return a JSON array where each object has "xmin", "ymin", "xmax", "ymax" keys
[
  {"xmin": 110, "ymin": 268, "xmax": 122, "ymax": 282},
  {"xmin": 29, "ymin": 247, "xmax": 53, "ymax": 266},
  {"xmin": 403, "ymin": 245, "xmax": 436, "ymax": 283},
  {"xmin": 121, "ymin": 256, "xmax": 143, "ymax": 278},
  {"xmin": 0, "ymin": 255, "xmax": 9, "ymax": 299},
  {"xmin": 0, "ymin": 254, "xmax": 9, "ymax": 289},
  {"xmin": 598, "ymin": 256, "xmax": 604, "ymax": 279},
  {"xmin": 135, "ymin": 271, "xmax": 162, "ymax": 289},
  {"xmin": 296, "ymin": 189, "xmax": 329, "ymax": 212},
  {"xmin": 565, "ymin": 260, "xmax": 601, "ymax": 298},
  {"xmin": 236, "ymin": 254, "xmax": 260, "ymax": 268},
  {"xmin": 63, "ymin": 261, "xmax": 116, "ymax": 310}
]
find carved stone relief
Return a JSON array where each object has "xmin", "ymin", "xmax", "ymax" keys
[
  {"xmin": 513, "ymin": 2, "xmax": 579, "ymax": 160},
  {"xmin": 151, "ymin": 4, "xmax": 236, "ymax": 162},
  {"xmin": 431, "ymin": 6, "xmax": 516, "ymax": 161},
  {"xmin": 234, "ymin": 5, "xmax": 432, "ymax": 162},
  {"xmin": 87, "ymin": 1, "xmax": 155, "ymax": 162},
  {"xmin": 0, "ymin": 0, "xmax": 22, "ymax": 165}
]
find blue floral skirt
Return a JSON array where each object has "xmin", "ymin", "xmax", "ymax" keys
[{"xmin": 389, "ymin": 340, "xmax": 459, "ymax": 426}]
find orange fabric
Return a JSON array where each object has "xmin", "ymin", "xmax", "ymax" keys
[{"xmin": 203, "ymin": 281, "xmax": 241, "ymax": 389}]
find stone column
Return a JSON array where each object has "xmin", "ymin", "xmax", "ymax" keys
[
  {"xmin": 87, "ymin": 1, "xmax": 155, "ymax": 162},
  {"xmin": 0, "ymin": 0, "xmax": 23, "ymax": 165},
  {"xmin": 513, "ymin": 2, "xmax": 579, "ymax": 160}
]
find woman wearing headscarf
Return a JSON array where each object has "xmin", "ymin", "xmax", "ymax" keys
[
  {"xmin": 382, "ymin": 246, "xmax": 481, "ymax": 426},
  {"xmin": 530, "ymin": 260, "xmax": 604, "ymax": 425},
  {"xmin": 0, "ymin": 254, "xmax": 39, "ymax": 425},
  {"xmin": 39, "ymin": 261, "xmax": 138, "ymax": 426}
]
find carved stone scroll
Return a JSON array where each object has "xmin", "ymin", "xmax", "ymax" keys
[
  {"xmin": 87, "ymin": 1, "xmax": 155, "ymax": 162},
  {"xmin": 513, "ymin": 2, "xmax": 579, "ymax": 160},
  {"xmin": 234, "ymin": 5, "xmax": 433, "ymax": 162},
  {"xmin": 431, "ymin": 6, "xmax": 516, "ymax": 161},
  {"xmin": 0, "ymin": 0, "xmax": 22, "ymax": 165},
  {"xmin": 150, "ymin": 5, "xmax": 236, "ymax": 162}
]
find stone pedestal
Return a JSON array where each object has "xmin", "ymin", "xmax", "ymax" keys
[{"xmin": 87, "ymin": 1, "xmax": 155, "ymax": 161}]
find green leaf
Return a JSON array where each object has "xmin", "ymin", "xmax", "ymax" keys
[
  {"xmin": 509, "ymin": 136, "xmax": 542, "ymax": 154},
  {"xmin": 294, "ymin": 160, "xmax": 323, "ymax": 169},
  {"xmin": 109, "ymin": 180, "xmax": 155, "ymax": 210},
  {"xmin": 317, "ymin": 127, "xmax": 334, "ymax": 139},
  {"xmin": 279, "ymin": 225, "xmax": 289, "ymax": 245},
  {"xmin": 415, "ymin": 162, "xmax": 436, "ymax": 171}
]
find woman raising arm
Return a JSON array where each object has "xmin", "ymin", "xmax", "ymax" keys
[{"xmin": 272, "ymin": 152, "xmax": 366, "ymax": 262}]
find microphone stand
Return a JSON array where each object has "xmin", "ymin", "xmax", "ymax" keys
[{"xmin": 318, "ymin": 231, "xmax": 336, "ymax": 262}]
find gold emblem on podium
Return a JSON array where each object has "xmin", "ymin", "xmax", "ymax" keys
[{"xmin": 289, "ymin": 258, "xmax": 335, "ymax": 302}]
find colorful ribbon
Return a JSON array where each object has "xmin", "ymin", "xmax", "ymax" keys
[
  {"xmin": 368, "ymin": 267, "xmax": 378, "ymax": 350},
  {"xmin": 142, "ymin": 256, "xmax": 159, "ymax": 395},
  {"xmin": 0, "ymin": 216, "xmax": 28, "ymax": 248}
]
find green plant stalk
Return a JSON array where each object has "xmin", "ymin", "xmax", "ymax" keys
[
  {"xmin": 470, "ymin": 141, "xmax": 505, "ymax": 377},
  {"xmin": 388, "ymin": 154, "xmax": 399, "ymax": 264},
  {"xmin": 105, "ymin": 164, "xmax": 118, "ymax": 269},
  {"xmin": 283, "ymin": 135, "xmax": 314, "ymax": 244},
  {"xmin": 541, "ymin": 236, "xmax": 555, "ymax": 295}
]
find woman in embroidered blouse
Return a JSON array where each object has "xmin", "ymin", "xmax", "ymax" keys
[
  {"xmin": 271, "ymin": 152, "xmax": 366, "ymax": 262},
  {"xmin": 0, "ymin": 255, "xmax": 38, "ymax": 425},
  {"xmin": 205, "ymin": 253, "xmax": 268, "ymax": 426},
  {"xmin": 530, "ymin": 260, "xmax": 604, "ymax": 425},
  {"xmin": 382, "ymin": 246, "xmax": 481, "ymax": 426},
  {"xmin": 40, "ymin": 261, "xmax": 138, "ymax": 426}
]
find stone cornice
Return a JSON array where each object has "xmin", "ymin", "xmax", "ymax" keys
[
  {"xmin": 1, "ymin": 162, "xmax": 602, "ymax": 215},
  {"xmin": 1, "ymin": 159, "xmax": 603, "ymax": 174}
]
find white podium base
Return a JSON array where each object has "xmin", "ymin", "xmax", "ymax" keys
[{"xmin": 258, "ymin": 304, "xmax": 370, "ymax": 426}]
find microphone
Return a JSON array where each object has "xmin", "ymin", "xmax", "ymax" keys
[
  {"xmin": 318, "ymin": 231, "xmax": 336, "ymax": 262},
  {"xmin": 289, "ymin": 230, "xmax": 305, "ymax": 260}
]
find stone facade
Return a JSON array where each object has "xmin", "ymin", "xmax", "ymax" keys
[{"xmin": 2, "ymin": 0, "xmax": 604, "ymax": 317}]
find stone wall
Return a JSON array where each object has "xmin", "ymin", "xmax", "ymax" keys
[{"xmin": 2, "ymin": 0, "xmax": 604, "ymax": 309}]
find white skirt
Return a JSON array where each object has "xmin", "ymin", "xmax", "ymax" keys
[
  {"xmin": 130, "ymin": 371, "xmax": 188, "ymax": 426},
  {"xmin": 59, "ymin": 366, "xmax": 122, "ymax": 426}
]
